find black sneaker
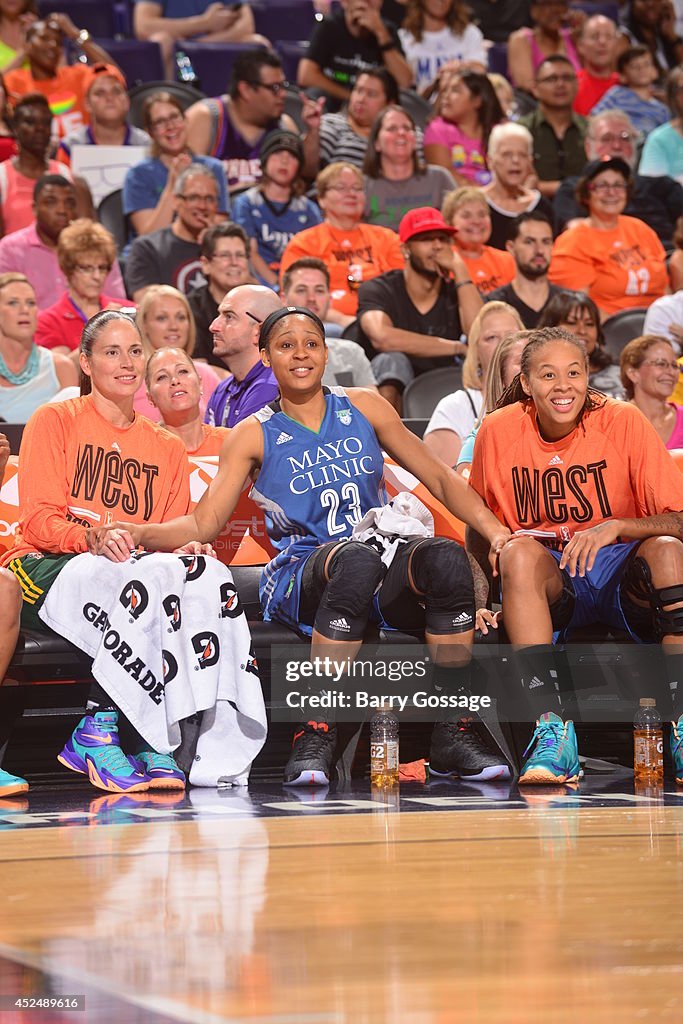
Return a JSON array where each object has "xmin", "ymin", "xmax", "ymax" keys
[
  {"xmin": 283, "ymin": 721, "xmax": 337, "ymax": 787},
  {"xmin": 429, "ymin": 717, "xmax": 511, "ymax": 781}
]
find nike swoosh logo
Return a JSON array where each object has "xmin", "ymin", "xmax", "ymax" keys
[
  {"xmin": 148, "ymin": 768, "xmax": 177, "ymax": 774},
  {"xmin": 81, "ymin": 733, "xmax": 114, "ymax": 744}
]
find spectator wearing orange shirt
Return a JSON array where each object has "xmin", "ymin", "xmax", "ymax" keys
[
  {"xmin": 442, "ymin": 186, "xmax": 515, "ymax": 297},
  {"xmin": 549, "ymin": 157, "xmax": 668, "ymax": 318},
  {"xmin": 4, "ymin": 16, "xmax": 121, "ymax": 140},
  {"xmin": 279, "ymin": 161, "xmax": 404, "ymax": 327}
]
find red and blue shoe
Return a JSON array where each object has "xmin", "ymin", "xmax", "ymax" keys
[
  {"xmin": 133, "ymin": 751, "xmax": 186, "ymax": 790},
  {"xmin": 57, "ymin": 711, "xmax": 151, "ymax": 793}
]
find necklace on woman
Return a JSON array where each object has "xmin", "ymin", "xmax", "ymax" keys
[{"xmin": 0, "ymin": 345, "xmax": 39, "ymax": 385}]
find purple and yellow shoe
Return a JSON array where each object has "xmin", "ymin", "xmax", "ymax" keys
[
  {"xmin": 133, "ymin": 751, "xmax": 186, "ymax": 791},
  {"xmin": 57, "ymin": 711, "xmax": 150, "ymax": 794},
  {"xmin": 671, "ymin": 714, "xmax": 683, "ymax": 786}
]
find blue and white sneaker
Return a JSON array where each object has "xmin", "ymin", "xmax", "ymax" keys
[
  {"xmin": 0, "ymin": 767, "xmax": 28, "ymax": 797},
  {"xmin": 134, "ymin": 751, "xmax": 186, "ymax": 790},
  {"xmin": 519, "ymin": 712, "xmax": 580, "ymax": 785}
]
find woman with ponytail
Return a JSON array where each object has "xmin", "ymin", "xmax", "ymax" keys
[
  {"xmin": 2, "ymin": 310, "xmax": 194, "ymax": 795},
  {"xmin": 469, "ymin": 325, "xmax": 683, "ymax": 787}
]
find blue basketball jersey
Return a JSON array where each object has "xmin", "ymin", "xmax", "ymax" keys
[{"xmin": 252, "ymin": 387, "xmax": 387, "ymax": 633}]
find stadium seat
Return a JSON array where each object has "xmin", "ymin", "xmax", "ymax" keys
[
  {"xmin": 128, "ymin": 81, "xmax": 205, "ymax": 130},
  {"xmin": 277, "ymin": 40, "xmax": 309, "ymax": 83},
  {"xmin": 487, "ymin": 42, "xmax": 509, "ymax": 78},
  {"xmin": 602, "ymin": 308, "xmax": 648, "ymax": 361},
  {"xmin": 174, "ymin": 42, "xmax": 268, "ymax": 99},
  {"xmin": 38, "ymin": 0, "xmax": 118, "ymax": 37},
  {"xmin": 399, "ymin": 88, "xmax": 431, "ymax": 131},
  {"xmin": 0, "ymin": 424, "xmax": 24, "ymax": 455},
  {"xmin": 91, "ymin": 39, "xmax": 165, "ymax": 86},
  {"xmin": 251, "ymin": 0, "xmax": 321, "ymax": 43},
  {"xmin": 402, "ymin": 367, "xmax": 463, "ymax": 419},
  {"xmin": 97, "ymin": 189, "xmax": 127, "ymax": 254}
]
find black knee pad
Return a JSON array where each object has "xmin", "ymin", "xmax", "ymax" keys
[
  {"xmin": 314, "ymin": 542, "xmax": 385, "ymax": 641},
  {"xmin": 410, "ymin": 538, "xmax": 475, "ymax": 635},
  {"xmin": 623, "ymin": 556, "xmax": 683, "ymax": 640}
]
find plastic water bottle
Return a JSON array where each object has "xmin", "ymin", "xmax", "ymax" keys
[
  {"xmin": 370, "ymin": 710, "xmax": 399, "ymax": 787},
  {"xmin": 633, "ymin": 698, "xmax": 664, "ymax": 784},
  {"xmin": 176, "ymin": 51, "xmax": 199, "ymax": 88}
]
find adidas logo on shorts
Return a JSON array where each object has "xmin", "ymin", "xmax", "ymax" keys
[
  {"xmin": 330, "ymin": 617, "xmax": 351, "ymax": 632},
  {"xmin": 528, "ymin": 676, "xmax": 544, "ymax": 689},
  {"xmin": 453, "ymin": 612, "xmax": 472, "ymax": 626},
  {"xmin": 548, "ymin": 454, "xmax": 563, "ymax": 466},
  {"xmin": 276, "ymin": 431, "xmax": 293, "ymax": 445}
]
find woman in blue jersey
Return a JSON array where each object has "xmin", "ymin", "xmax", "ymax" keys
[{"xmin": 90, "ymin": 307, "xmax": 513, "ymax": 787}]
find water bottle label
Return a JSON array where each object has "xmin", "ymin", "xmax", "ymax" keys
[{"xmin": 370, "ymin": 741, "xmax": 398, "ymax": 771}]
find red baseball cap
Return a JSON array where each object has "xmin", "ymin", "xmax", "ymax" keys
[{"xmin": 399, "ymin": 207, "xmax": 456, "ymax": 244}]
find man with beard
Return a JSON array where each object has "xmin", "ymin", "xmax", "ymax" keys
[
  {"xmin": 488, "ymin": 212, "xmax": 559, "ymax": 329},
  {"xmin": 356, "ymin": 207, "xmax": 482, "ymax": 411}
]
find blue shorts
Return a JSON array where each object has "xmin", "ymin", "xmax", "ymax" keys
[{"xmin": 548, "ymin": 541, "xmax": 644, "ymax": 643}]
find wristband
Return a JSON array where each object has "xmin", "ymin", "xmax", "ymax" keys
[
  {"xmin": 76, "ymin": 28, "xmax": 91, "ymax": 46},
  {"xmin": 379, "ymin": 40, "xmax": 396, "ymax": 52},
  {"xmin": 454, "ymin": 278, "xmax": 473, "ymax": 289}
]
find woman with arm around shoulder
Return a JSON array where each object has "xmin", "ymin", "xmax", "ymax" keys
[
  {"xmin": 0, "ymin": 272, "xmax": 76, "ymax": 423},
  {"xmin": 3, "ymin": 310, "xmax": 194, "ymax": 795},
  {"xmin": 93, "ymin": 306, "xmax": 513, "ymax": 787},
  {"xmin": 469, "ymin": 325, "xmax": 683, "ymax": 785}
]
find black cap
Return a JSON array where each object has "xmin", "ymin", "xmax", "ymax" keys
[
  {"xmin": 258, "ymin": 306, "xmax": 326, "ymax": 350},
  {"xmin": 580, "ymin": 156, "xmax": 632, "ymax": 185},
  {"xmin": 260, "ymin": 129, "xmax": 304, "ymax": 168}
]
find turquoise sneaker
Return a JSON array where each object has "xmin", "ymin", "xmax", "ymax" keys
[
  {"xmin": 0, "ymin": 767, "xmax": 28, "ymax": 797},
  {"xmin": 671, "ymin": 715, "xmax": 683, "ymax": 785},
  {"xmin": 58, "ymin": 711, "xmax": 150, "ymax": 793},
  {"xmin": 134, "ymin": 751, "xmax": 186, "ymax": 790},
  {"xmin": 519, "ymin": 711, "xmax": 580, "ymax": 785}
]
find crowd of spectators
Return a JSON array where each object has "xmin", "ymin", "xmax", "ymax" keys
[{"xmin": 4, "ymin": 0, "xmax": 683, "ymax": 793}]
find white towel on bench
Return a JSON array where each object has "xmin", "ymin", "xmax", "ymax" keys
[{"xmin": 39, "ymin": 551, "xmax": 267, "ymax": 787}]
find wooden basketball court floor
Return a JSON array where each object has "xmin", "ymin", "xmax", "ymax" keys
[{"xmin": 0, "ymin": 776, "xmax": 681, "ymax": 1024}]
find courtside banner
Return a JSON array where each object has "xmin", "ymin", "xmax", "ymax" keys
[{"xmin": 269, "ymin": 642, "xmax": 670, "ymax": 723}]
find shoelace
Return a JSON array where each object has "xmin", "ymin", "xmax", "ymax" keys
[
  {"xmin": 141, "ymin": 752, "xmax": 176, "ymax": 771},
  {"xmin": 96, "ymin": 745, "xmax": 139, "ymax": 773},
  {"xmin": 523, "ymin": 720, "xmax": 564, "ymax": 760}
]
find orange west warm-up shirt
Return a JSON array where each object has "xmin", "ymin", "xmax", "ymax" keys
[
  {"xmin": 279, "ymin": 222, "xmax": 404, "ymax": 317},
  {"xmin": 2, "ymin": 396, "xmax": 190, "ymax": 564},
  {"xmin": 458, "ymin": 245, "xmax": 515, "ymax": 297},
  {"xmin": 469, "ymin": 399, "xmax": 683, "ymax": 548},
  {"xmin": 548, "ymin": 215, "xmax": 668, "ymax": 317}
]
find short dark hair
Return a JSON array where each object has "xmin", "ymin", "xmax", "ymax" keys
[
  {"xmin": 535, "ymin": 53, "xmax": 575, "ymax": 79},
  {"xmin": 282, "ymin": 257, "xmax": 330, "ymax": 292},
  {"xmin": 538, "ymin": 289, "xmax": 611, "ymax": 370},
  {"xmin": 509, "ymin": 209, "xmax": 554, "ymax": 241},
  {"xmin": 617, "ymin": 44, "xmax": 651, "ymax": 74},
  {"xmin": 200, "ymin": 221, "xmax": 249, "ymax": 259},
  {"xmin": 353, "ymin": 67, "xmax": 399, "ymax": 106},
  {"xmin": 230, "ymin": 49, "xmax": 283, "ymax": 100},
  {"xmin": 14, "ymin": 92, "xmax": 51, "ymax": 120},
  {"xmin": 33, "ymin": 173, "xmax": 74, "ymax": 201}
]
